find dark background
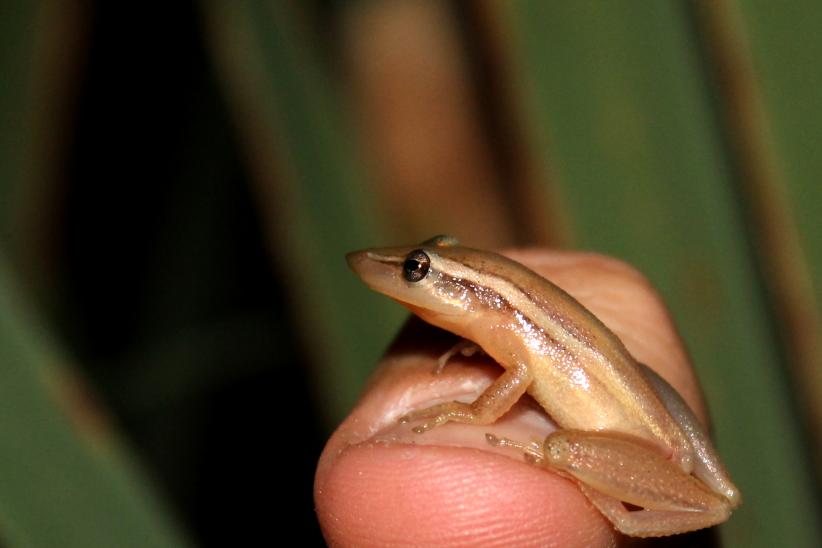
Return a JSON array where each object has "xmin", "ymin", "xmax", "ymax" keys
[{"xmin": 59, "ymin": 2, "xmax": 323, "ymax": 544}]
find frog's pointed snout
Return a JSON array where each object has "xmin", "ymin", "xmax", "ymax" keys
[
  {"xmin": 345, "ymin": 250, "xmax": 369, "ymax": 275},
  {"xmin": 345, "ymin": 248, "xmax": 405, "ymax": 294}
]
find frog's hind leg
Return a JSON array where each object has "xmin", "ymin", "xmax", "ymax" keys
[
  {"xmin": 400, "ymin": 363, "xmax": 533, "ymax": 432},
  {"xmin": 579, "ymin": 485, "xmax": 730, "ymax": 538},
  {"xmin": 489, "ymin": 429, "xmax": 731, "ymax": 536},
  {"xmin": 543, "ymin": 430, "xmax": 731, "ymax": 537}
]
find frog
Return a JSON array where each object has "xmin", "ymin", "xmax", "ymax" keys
[{"xmin": 346, "ymin": 236, "xmax": 740, "ymax": 537}]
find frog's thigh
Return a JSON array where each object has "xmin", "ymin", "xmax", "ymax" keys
[
  {"xmin": 546, "ymin": 430, "xmax": 730, "ymax": 537},
  {"xmin": 401, "ymin": 363, "xmax": 532, "ymax": 432}
]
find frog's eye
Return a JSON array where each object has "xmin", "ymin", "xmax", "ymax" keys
[{"xmin": 403, "ymin": 249, "xmax": 430, "ymax": 282}]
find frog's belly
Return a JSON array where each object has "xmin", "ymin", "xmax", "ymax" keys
[{"xmin": 526, "ymin": 365, "xmax": 656, "ymax": 442}]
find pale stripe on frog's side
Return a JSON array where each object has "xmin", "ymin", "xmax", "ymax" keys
[{"xmin": 346, "ymin": 236, "xmax": 740, "ymax": 538}]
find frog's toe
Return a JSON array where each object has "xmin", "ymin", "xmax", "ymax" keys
[
  {"xmin": 398, "ymin": 408, "xmax": 450, "ymax": 432},
  {"xmin": 398, "ymin": 400, "xmax": 477, "ymax": 432}
]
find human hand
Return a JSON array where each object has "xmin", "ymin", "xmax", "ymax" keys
[{"xmin": 315, "ymin": 250, "xmax": 712, "ymax": 546}]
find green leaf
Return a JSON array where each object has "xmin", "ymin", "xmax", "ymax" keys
[
  {"xmin": 202, "ymin": 0, "xmax": 405, "ymax": 424},
  {"xmin": 0, "ymin": 256, "xmax": 188, "ymax": 547},
  {"xmin": 506, "ymin": 2, "xmax": 821, "ymax": 545}
]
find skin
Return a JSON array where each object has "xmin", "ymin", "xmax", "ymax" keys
[{"xmin": 315, "ymin": 248, "xmax": 738, "ymax": 545}]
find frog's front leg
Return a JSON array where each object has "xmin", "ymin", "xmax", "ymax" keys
[
  {"xmin": 399, "ymin": 363, "xmax": 533, "ymax": 433},
  {"xmin": 540, "ymin": 430, "xmax": 731, "ymax": 537}
]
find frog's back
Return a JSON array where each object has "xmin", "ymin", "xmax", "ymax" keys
[{"xmin": 435, "ymin": 246, "xmax": 686, "ymax": 447}]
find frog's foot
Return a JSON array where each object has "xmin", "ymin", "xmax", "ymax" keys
[
  {"xmin": 435, "ymin": 339, "xmax": 481, "ymax": 374},
  {"xmin": 485, "ymin": 433, "xmax": 544, "ymax": 465},
  {"xmin": 579, "ymin": 485, "xmax": 730, "ymax": 538}
]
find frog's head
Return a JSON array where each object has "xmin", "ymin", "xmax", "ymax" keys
[{"xmin": 346, "ymin": 235, "xmax": 492, "ymax": 327}]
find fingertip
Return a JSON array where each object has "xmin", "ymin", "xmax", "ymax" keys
[{"xmin": 315, "ymin": 443, "xmax": 615, "ymax": 547}]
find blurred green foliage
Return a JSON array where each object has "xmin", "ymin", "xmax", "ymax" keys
[
  {"xmin": 203, "ymin": 0, "xmax": 406, "ymax": 422},
  {"xmin": 508, "ymin": 3, "xmax": 821, "ymax": 545},
  {"xmin": 1, "ymin": 2, "xmax": 190, "ymax": 546},
  {"xmin": 0, "ymin": 257, "xmax": 187, "ymax": 547}
]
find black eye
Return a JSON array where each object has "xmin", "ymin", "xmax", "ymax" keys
[{"xmin": 403, "ymin": 249, "xmax": 430, "ymax": 282}]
